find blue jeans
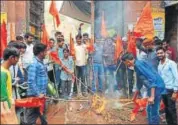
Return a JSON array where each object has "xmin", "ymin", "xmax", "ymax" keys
[
  {"xmin": 54, "ymin": 65, "xmax": 61, "ymax": 90},
  {"xmin": 104, "ymin": 65, "xmax": 117, "ymax": 93},
  {"xmin": 147, "ymin": 95, "xmax": 161, "ymax": 124},
  {"xmin": 92, "ymin": 63, "xmax": 104, "ymax": 93}
]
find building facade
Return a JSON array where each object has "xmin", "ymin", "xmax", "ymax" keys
[{"xmin": 0, "ymin": 1, "xmax": 44, "ymax": 41}]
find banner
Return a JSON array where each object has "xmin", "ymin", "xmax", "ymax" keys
[{"xmin": 152, "ymin": 8, "xmax": 165, "ymax": 40}]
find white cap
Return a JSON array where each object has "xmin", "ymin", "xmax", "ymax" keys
[{"xmin": 122, "ymin": 36, "xmax": 128, "ymax": 42}]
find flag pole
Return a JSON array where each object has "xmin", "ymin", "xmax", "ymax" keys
[{"xmin": 53, "ymin": 17, "xmax": 56, "ymax": 30}]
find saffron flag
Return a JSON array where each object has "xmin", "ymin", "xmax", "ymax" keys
[
  {"xmin": 0, "ymin": 20, "xmax": 7, "ymax": 58},
  {"xmin": 15, "ymin": 97, "xmax": 46, "ymax": 115},
  {"xmin": 127, "ymin": 32, "xmax": 137, "ymax": 57},
  {"xmin": 134, "ymin": 1, "xmax": 154, "ymax": 39},
  {"xmin": 100, "ymin": 11, "xmax": 108, "ymax": 38},
  {"xmin": 41, "ymin": 24, "xmax": 49, "ymax": 46},
  {"xmin": 69, "ymin": 33, "xmax": 75, "ymax": 57},
  {"xmin": 49, "ymin": 0, "xmax": 60, "ymax": 27},
  {"xmin": 114, "ymin": 35, "xmax": 123, "ymax": 63}
]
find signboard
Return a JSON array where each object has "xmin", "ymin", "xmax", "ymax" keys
[
  {"xmin": 164, "ymin": 1, "xmax": 178, "ymax": 7},
  {"xmin": 1, "ymin": 12, "xmax": 7, "ymax": 23},
  {"xmin": 152, "ymin": 8, "xmax": 165, "ymax": 40}
]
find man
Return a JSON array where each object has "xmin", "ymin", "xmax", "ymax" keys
[
  {"xmin": 74, "ymin": 34, "xmax": 88, "ymax": 97},
  {"xmin": 1, "ymin": 47, "xmax": 20, "ymax": 108},
  {"xmin": 55, "ymin": 31, "xmax": 62, "ymax": 42},
  {"xmin": 22, "ymin": 33, "xmax": 34, "ymax": 80},
  {"xmin": 25, "ymin": 43, "xmax": 48, "ymax": 124},
  {"xmin": 103, "ymin": 37, "xmax": 116, "ymax": 96},
  {"xmin": 162, "ymin": 39, "xmax": 176, "ymax": 61},
  {"xmin": 121, "ymin": 52, "xmax": 165, "ymax": 124},
  {"xmin": 55, "ymin": 38, "xmax": 68, "ymax": 95},
  {"xmin": 16, "ymin": 36, "xmax": 24, "ymax": 43},
  {"xmin": 44, "ymin": 38, "xmax": 55, "ymax": 84},
  {"xmin": 137, "ymin": 38, "xmax": 159, "ymax": 70},
  {"xmin": 92, "ymin": 37, "xmax": 105, "ymax": 93},
  {"xmin": 156, "ymin": 46, "xmax": 178, "ymax": 125}
]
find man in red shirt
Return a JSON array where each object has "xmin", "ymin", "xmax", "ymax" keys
[{"xmin": 162, "ymin": 39, "xmax": 176, "ymax": 61}]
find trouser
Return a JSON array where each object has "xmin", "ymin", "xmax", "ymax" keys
[
  {"xmin": 76, "ymin": 66, "xmax": 87, "ymax": 93},
  {"xmin": 92, "ymin": 63, "xmax": 104, "ymax": 93},
  {"xmin": 61, "ymin": 80, "xmax": 72, "ymax": 98},
  {"xmin": 104, "ymin": 65, "xmax": 116, "ymax": 94},
  {"xmin": 54, "ymin": 65, "xmax": 61, "ymax": 93},
  {"xmin": 146, "ymin": 95, "xmax": 161, "ymax": 124},
  {"xmin": 116, "ymin": 63, "xmax": 127, "ymax": 90},
  {"xmin": 48, "ymin": 70, "xmax": 55, "ymax": 84},
  {"xmin": 25, "ymin": 107, "xmax": 47, "ymax": 125},
  {"xmin": 127, "ymin": 68, "xmax": 134, "ymax": 95},
  {"xmin": 162, "ymin": 89, "xmax": 177, "ymax": 125}
]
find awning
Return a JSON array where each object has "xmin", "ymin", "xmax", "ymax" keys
[{"xmin": 59, "ymin": 1, "xmax": 91, "ymax": 24}]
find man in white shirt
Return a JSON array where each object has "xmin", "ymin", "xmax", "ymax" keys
[
  {"xmin": 21, "ymin": 33, "xmax": 34, "ymax": 80},
  {"xmin": 156, "ymin": 46, "xmax": 178, "ymax": 125},
  {"xmin": 74, "ymin": 34, "xmax": 88, "ymax": 97}
]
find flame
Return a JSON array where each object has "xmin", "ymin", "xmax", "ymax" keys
[{"xmin": 91, "ymin": 94, "xmax": 106, "ymax": 114}]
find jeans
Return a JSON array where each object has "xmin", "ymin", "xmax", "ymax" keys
[
  {"xmin": 92, "ymin": 63, "xmax": 104, "ymax": 93},
  {"xmin": 61, "ymin": 80, "xmax": 72, "ymax": 98},
  {"xmin": 147, "ymin": 88, "xmax": 162, "ymax": 125},
  {"xmin": 54, "ymin": 65, "xmax": 61, "ymax": 92},
  {"xmin": 162, "ymin": 89, "xmax": 177, "ymax": 125},
  {"xmin": 76, "ymin": 66, "xmax": 87, "ymax": 93},
  {"xmin": 104, "ymin": 65, "xmax": 116, "ymax": 94}
]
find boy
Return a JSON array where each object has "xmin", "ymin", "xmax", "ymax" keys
[
  {"xmin": 60, "ymin": 49, "xmax": 74, "ymax": 99},
  {"xmin": 1, "ymin": 47, "xmax": 20, "ymax": 108}
]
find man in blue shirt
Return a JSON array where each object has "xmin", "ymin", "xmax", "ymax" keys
[
  {"xmin": 156, "ymin": 46, "xmax": 178, "ymax": 125},
  {"xmin": 26, "ymin": 43, "xmax": 48, "ymax": 125},
  {"xmin": 121, "ymin": 52, "xmax": 165, "ymax": 125}
]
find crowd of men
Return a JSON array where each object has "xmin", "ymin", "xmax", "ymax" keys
[{"xmin": 1, "ymin": 23, "xmax": 178, "ymax": 124}]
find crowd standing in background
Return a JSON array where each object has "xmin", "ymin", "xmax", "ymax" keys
[{"xmin": 0, "ymin": 26, "xmax": 178, "ymax": 124}]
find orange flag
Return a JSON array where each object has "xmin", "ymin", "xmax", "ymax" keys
[
  {"xmin": 69, "ymin": 33, "xmax": 75, "ymax": 57},
  {"xmin": 100, "ymin": 11, "xmax": 108, "ymax": 38},
  {"xmin": 127, "ymin": 32, "xmax": 137, "ymax": 57},
  {"xmin": 49, "ymin": 0, "xmax": 60, "ymax": 27},
  {"xmin": 41, "ymin": 24, "xmax": 49, "ymax": 46},
  {"xmin": 0, "ymin": 21, "xmax": 7, "ymax": 58},
  {"xmin": 114, "ymin": 35, "xmax": 123, "ymax": 63},
  {"xmin": 134, "ymin": 1, "xmax": 154, "ymax": 39}
]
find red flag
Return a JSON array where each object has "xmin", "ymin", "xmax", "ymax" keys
[
  {"xmin": 69, "ymin": 33, "xmax": 75, "ymax": 57},
  {"xmin": 100, "ymin": 11, "xmax": 108, "ymax": 38},
  {"xmin": 0, "ymin": 21, "xmax": 7, "ymax": 58},
  {"xmin": 130, "ymin": 98, "xmax": 165, "ymax": 121},
  {"xmin": 134, "ymin": 2, "xmax": 154, "ymax": 39},
  {"xmin": 49, "ymin": 0, "xmax": 60, "ymax": 27},
  {"xmin": 41, "ymin": 24, "xmax": 49, "ymax": 46},
  {"xmin": 15, "ymin": 97, "xmax": 46, "ymax": 115},
  {"xmin": 127, "ymin": 32, "xmax": 137, "ymax": 57},
  {"xmin": 114, "ymin": 35, "xmax": 123, "ymax": 63}
]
